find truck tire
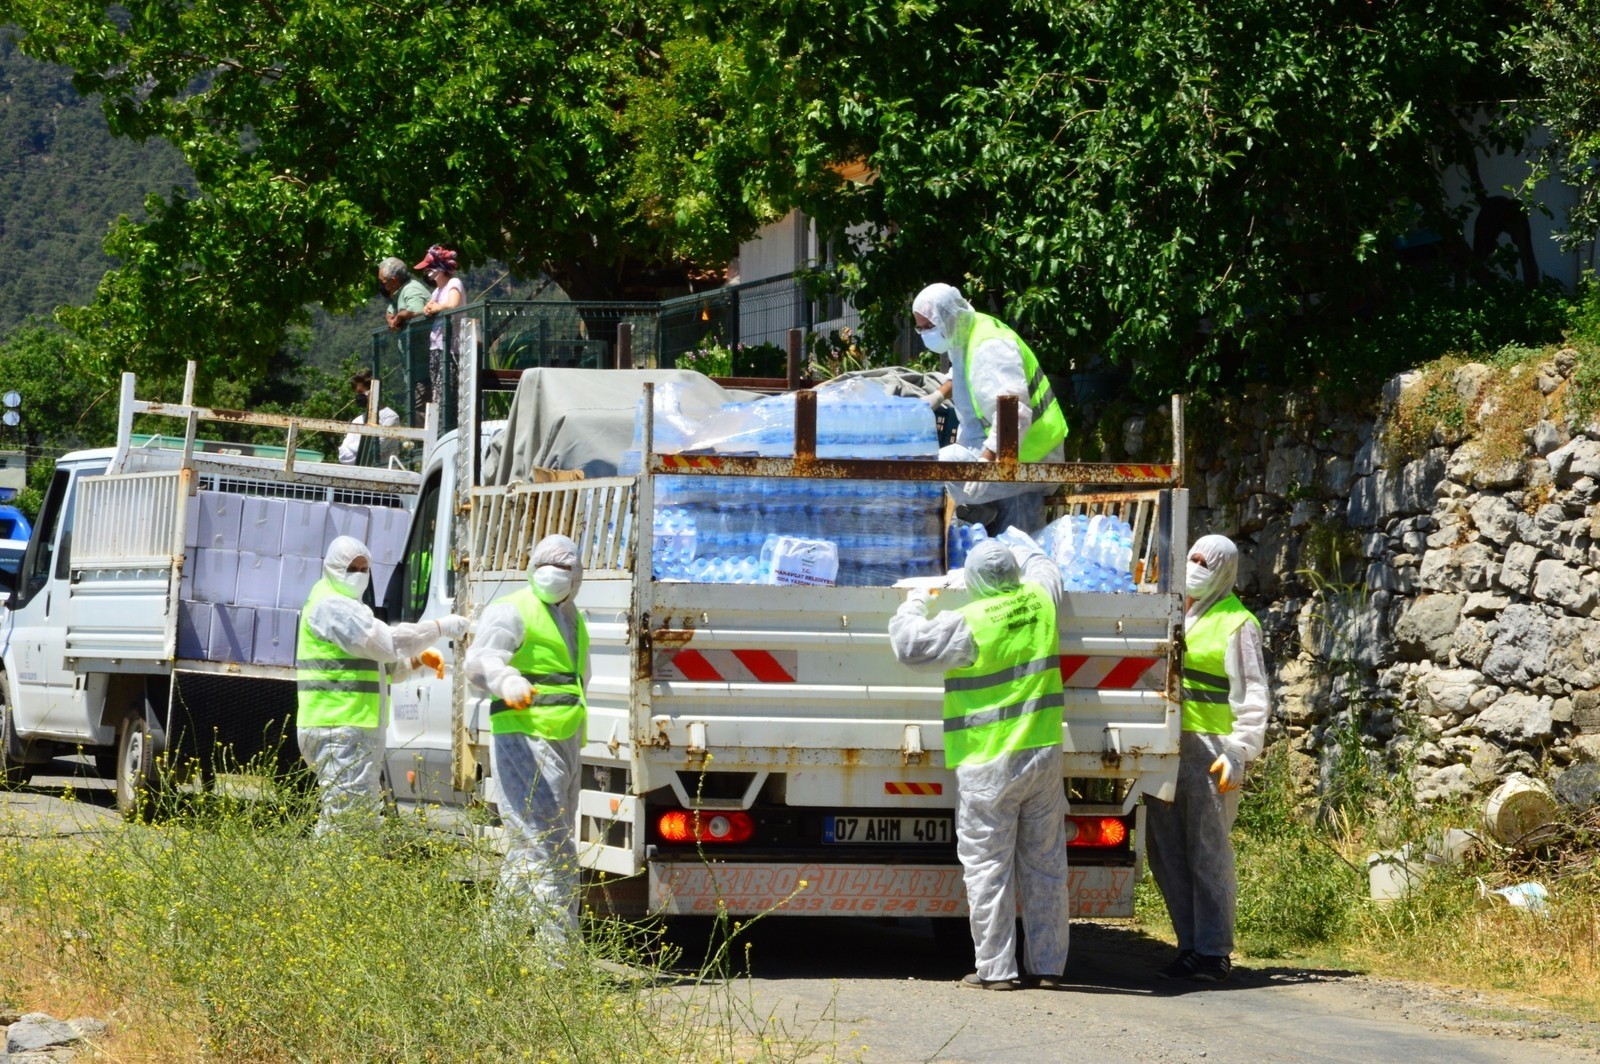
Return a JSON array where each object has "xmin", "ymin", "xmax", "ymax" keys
[
  {"xmin": 114, "ymin": 707, "xmax": 166, "ymax": 820},
  {"xmin": 0, "ymin": 674, "xmax": 35, "ymax": 788}
]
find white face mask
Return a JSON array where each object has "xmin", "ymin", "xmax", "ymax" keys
[
  {"xmin": 1185, "ymin": 560, "xmax": 1210, "ymax": 597},
  {"xmin": 531, "ymin": 566, "xmax": 574, "ymax": 604},
  {"xmin": 918, "ymin": 326, "xmax": 951, "ymax": 355},
  {"xmin": 338, "ymin": 569, "xmax": 371, "ymax": 599}
]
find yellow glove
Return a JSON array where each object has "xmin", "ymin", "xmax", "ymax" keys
[
  {"xmin": 1209, "ymin": 753, "xmax": 1241, "ymax": 794},
  {"xmin": 416, "ymin": 648, "xmax": 445, "ymax": 679}
]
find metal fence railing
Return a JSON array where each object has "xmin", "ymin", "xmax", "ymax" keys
[{"xmin": 371, "ymin": 275, "xmax": 829, "ymax": 432}]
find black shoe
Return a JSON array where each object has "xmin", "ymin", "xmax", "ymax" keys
[
  {"xmin": 1156, "ymin": 950, "xmax": 1199, "ymax": 980},
  {"xmin": 1191, "ymin": 954, "xmax": 1233, "ymax": 982}
]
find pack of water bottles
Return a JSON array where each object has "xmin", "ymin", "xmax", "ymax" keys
[
  {"xmin": 627, "ymin": 377, "xmax": 940, "ymax": 460},
  {"xmin": 1036, "ymin": 513, "xmax": 1139, "ymax": 593},
  {"xmin": 650, "ymin": 475, "xmax": 944, "ymax": 585},
  {"xmin": 946, "ymin": 519, "xmax": 990, "ymax": 571},
  {"xmin": 631, "ymin": 377, "xmax": 947, "ymax": 586}
]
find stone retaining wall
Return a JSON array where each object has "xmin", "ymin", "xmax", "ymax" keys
[{"xmin": 1126, "ymin": 352, "xmax": 1600, "ymax": 803}]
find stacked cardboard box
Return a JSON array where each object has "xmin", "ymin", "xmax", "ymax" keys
[{"xmin": 176, "ymin": 491, "xmax": 412, "ymax": 667}]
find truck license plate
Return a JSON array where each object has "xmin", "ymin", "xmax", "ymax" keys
[{"xmin": 823, "ymin": 815, "xmax": 954, "ymax": 844}]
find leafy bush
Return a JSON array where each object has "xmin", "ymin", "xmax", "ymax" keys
[{"xmin": 1233, "ymin": 747, "xmax": 1363, "ymax": 956}]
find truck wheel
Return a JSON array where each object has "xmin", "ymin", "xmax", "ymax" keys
[
  {"xmin": 0, "ymin": 675, "xmax": 35, "ymax": 788},
  {"xmin": 115, "ymin": 709, "xmax": 166, "ymax": 819}
]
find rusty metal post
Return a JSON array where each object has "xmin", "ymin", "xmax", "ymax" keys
[
  {"xmin": 794, "ymin": 388, "xmax": 817, "ymax": 460},
  {"xmin": 1171, "ymin": 394, "xmax": 1185, "ymax": 487},
  {"xmin": 786, "ymin": 328, "xmax": 804, "ymax": 390},
  {"xmin": 996, "ymin": 395, "xmax": 1020, "ymax": 463},
  {"xmin": 616, "ymin": 322, "xmax": 633, "ymax": 370}
]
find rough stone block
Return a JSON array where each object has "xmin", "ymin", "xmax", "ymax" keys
[
  {"xmin": 1468, "ymin": 494, "xmax": 1520, "ymax": 547},
  {"xmin": 1395, "ymin": 595, "xmax": 1464, "ymax": 663},
  {"xmin": 1474, "ymin": 691, "xmax": 1554, "ymax": 745},
  {"xmin": 1481, "ymin": 604, "xmax": 1553, "ymax": 687},
  {"xmin": 1531, "ymin": 559, "xmax": 1599, "ymax": 616}
]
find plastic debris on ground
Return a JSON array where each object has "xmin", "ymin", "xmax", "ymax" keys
[{"xmin": 1476, "ymin": 878, "xmax": 1550, "ymax": 915}]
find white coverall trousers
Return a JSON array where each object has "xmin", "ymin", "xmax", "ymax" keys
[
  {"xmin": 297, "ymin": 725, "xmax": 385, "ymax": 836},
  {"xmin": 1144, "ymin": 731, "xmax": 1241, "ymax": 958},
  {"xmin": 956, "ymin": 743, "xmax": 1071, "ymax": 981},
  {"xmin": 491, "ymin": 729, "xmax": 583, "ymax": 944}
]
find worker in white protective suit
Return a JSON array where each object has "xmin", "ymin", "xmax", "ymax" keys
[
  {"xmin": 296, "ymin": 535, "xmax": 469, "ymax": 835},
  {"xmin": 913, "ymin": 283, "xmax": 1069, "ymax": 534},
  {"xmin": 1144, "ymin": 533, "xmax": 1269, "ymax": 982},
  {"xmin": 888, "ymin": 537, "xmax": 1070, "ymax": 990},
  {"xmin": 464, "ymin": 533, "xmax": 589, "ymax": 946}
]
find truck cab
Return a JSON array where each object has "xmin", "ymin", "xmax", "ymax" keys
[{"xmin": 0, "ymin": 450, "xmax": 115, "ymax": 780}]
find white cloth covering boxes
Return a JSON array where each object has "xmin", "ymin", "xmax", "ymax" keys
[{"xmin": 176, "ymin": 490, "xmax": 414, "ymax": 667}]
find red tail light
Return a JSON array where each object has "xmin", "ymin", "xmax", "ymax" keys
[
  {"xmin": 657, "ymin": 809, "xmax": 755, "ymax": 844},
  {"xmin": 1065, "ymin": 816, "xmax": 1128, "ymax": 848}
]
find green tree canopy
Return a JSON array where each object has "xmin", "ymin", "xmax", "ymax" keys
[
  {"xmin": 0, "ymin": 0, "xmax": 774, "ymax": 380},
  {"xmin": 699, "ymin": 0, "xmax": 1541, "ymax": 391},
  {"xmin": 0, "ymin": 0, "xmax": 1562, "ymax": 394},
  {"xmin": 1527, "ymin": 0, "xmax": 1600, "ymax": 250}
]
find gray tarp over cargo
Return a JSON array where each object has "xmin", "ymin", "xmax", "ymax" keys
[
  {"xmin": 481, "ymin": 368, "xmax": 947, "ymax": 483},
  {"xmin": 481, "ymin": 369, "xmax": 758, "ymax": 483}
]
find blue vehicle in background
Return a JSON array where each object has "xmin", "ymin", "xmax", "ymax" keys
[{"xmin": 0, "ymin": 495, "xmax": 32, "ymax": 584}]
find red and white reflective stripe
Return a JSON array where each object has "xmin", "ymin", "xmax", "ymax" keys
[
  {"xmin": 1058, "ymin": 655, "xmax": 1160, "ymax": 689},
  {"xmin": 657, "ymin": 649, "xmax": 797, "ymax": 683},
  {"xmin": 885, "ymin": 782, "xmax": 943, "ymax": 796}
]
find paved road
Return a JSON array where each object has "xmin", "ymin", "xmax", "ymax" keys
[
  {"xmin": 662, "ymin": 916, "xmax": 1599, "ymax": 1063},
  {"xmin": 6, "ymin": 767, "xmax": 1597, "ymax": 1063}
]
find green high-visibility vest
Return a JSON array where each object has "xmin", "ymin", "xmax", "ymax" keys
[
  {"xmin": 942, "ymin": 582, "xmax": 1065, "ymax": 767},
  {"xmin": 1181, "ymin": 593, "xmax": 1260, "ymax": 734},
  {"xmin": 490, "ymin": 588, "xmax": 589, "ymax": 740},
  {"xmin": 296, "ymin": 578, "xmax": 382, "ymax": 729},
  {"xmin": 961, "ymin": 313, "xmax": 1068, "ymax": 462}
]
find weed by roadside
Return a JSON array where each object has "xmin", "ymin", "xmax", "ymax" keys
[{"xmin": 0, "ymin": 769, "xmax": 820, "ymax": 1063}]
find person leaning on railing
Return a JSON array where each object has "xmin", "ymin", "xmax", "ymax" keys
[{"xmin": 417, "ymin": 245, "xmax": 465, "ymax": 406}]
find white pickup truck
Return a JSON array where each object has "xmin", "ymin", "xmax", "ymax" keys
[
  {"xmin": 374, "ymin": 366, "xmax": 1189, "ymax": 920},
  {"xmin": 1, "ymin": 361, "xmax": 1186, "ymax": 923},
  {"xmin": 0, "ymin": 368, "xmax": 432, "ymax": 812}
]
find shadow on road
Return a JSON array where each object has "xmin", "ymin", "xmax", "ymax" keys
[
  {"xmin": 9, "ymin": 757, "xmax": 118, "ymax": 808},
  {"xmin": 659, "ymin": 913, "xmax": 1360, "ymax": 994}
]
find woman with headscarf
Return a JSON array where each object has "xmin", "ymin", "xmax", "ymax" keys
[
  {"xmin": 1145, "ymin": 533, "xmax": 1270, "ymax": 982},
  {"xmin": 416, "ymin": 245, "xmax": 465, "ymax": 406},
  {"xmin": 463, "ymin": 534, "xmax": 590, "ymax": 946},
  {"xmin": 912, "ymin": 283, "xmax": 1069, "ymax": 534}
]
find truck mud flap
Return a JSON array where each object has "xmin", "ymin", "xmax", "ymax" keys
[{"xmin": 648, "ymin": 861, "xmax": 1136, "ymax": 919}]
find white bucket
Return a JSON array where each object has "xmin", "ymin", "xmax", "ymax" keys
[
  {"xmin": 1483, "ymin": 774, "xmax": 1557, "ymax": 846},
  {"xmin": 1366, "ymin": 848, "xmax": 1425, "ymax": 901}
]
